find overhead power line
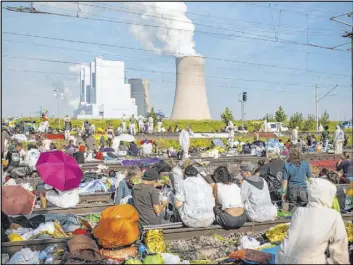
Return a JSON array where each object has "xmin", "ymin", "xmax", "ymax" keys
[
  {"xmin": 3, "ymin": 31, "xmax": 351, "ymax": 79},
  {"xmin": 3, "ymin": 39, "xmax": 350, "ymax": 81},
  {"xmin": 4, "ymin": 5, "xmax": 350, "ymax": 52},
  {"xmin": 4, "ymin": 67, "xmax": 351, "ymax": 96},
  {"xmin": 3, "ymin": 55, "xmax": 351, "ymax": 91},
  {"xmin": 78, "ymin": 2, "xmax": 341, "ymax": 37},
  {"xmin": 121, "ymin": 2, "xmax": 339, "ymax": 30}
]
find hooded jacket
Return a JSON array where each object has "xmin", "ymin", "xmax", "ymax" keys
[
  {"xmin": 240, "ymin": 175, "xmax": 277, "ymax": 222},
  {"xmin": 334, "ymin": 125, "xmax": 344, "ymax": 141},
  {"xmin": 276, "ymin": 178, "xmax": 349, "ymax": 264}
]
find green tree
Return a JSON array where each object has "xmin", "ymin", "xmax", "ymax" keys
[
  {"xmin": 275, "ymin": 106, "xmax": 287, "ymax": 122},
  {"xmin": 263, "ymin": 113, "xmax": 275, "ymax": 122},
  {"xmin": 319, "ymin": 110, "xmax": 330, "ymax": 127},
  {"xmin": 289, "ymin": 112, "xmax": 304, "ymax": 129},
  {"xmin": 147, "ymin": 107, "xmax": 158, "ymax": 123},
  {"xmin": 303, "ymin": 114, "xmax": 316, "ymax": 131},
  {"xmin": 220, "ymin": 107, "xmax": 234, "ymax": 125}
]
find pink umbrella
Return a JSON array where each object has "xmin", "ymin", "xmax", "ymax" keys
[
  {"xmin": 2, "ymin": 185, "xmax": 36, "ymax": 215},
  {"xmin": 35, "ymin": 150, "xmax": 83, "ymax": 191}
]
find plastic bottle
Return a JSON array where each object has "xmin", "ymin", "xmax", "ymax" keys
[
  {"xmin": 45, "ymin": 255, "xmax": 54, "ymax": 264},
  {"xmin": 39, "ymin": 245, "xmax": 57, "ymax": 261}
]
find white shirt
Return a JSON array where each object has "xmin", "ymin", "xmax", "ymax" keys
[
  {"xmin": 44, "ymin": 184, "xmax": 79, "ymax": 208},
  {"xmin": 217, "ymin": 183, "xmax": 243, "ymax": 210},
  {"xmin": 142, "ymin": 143, "xmax": 153, "ymax": 155},
  {"xmin": 42, "ymin": 139, "xmax": 52, "ymax": 151}
]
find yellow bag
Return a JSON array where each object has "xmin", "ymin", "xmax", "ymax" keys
[
  {"xmin": 8, "ymin": 233, "xmax": 23, "ymax": 242},
  {"xmin": 332, "ymin": 196, "xmax": 341, "ymax": 213},
  {"xmin": 93, "ymin": 204, "xmax": 140, "ymax": 248}
]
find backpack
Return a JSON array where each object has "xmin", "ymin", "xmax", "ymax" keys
[{"xmin": 264, "ymin": 166, "xmax": 282, "ymax": 193}]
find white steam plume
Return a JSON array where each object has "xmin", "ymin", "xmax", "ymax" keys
[{"xmin": 127, "ymin": 2, "xmax": 198, "ymax": 57}]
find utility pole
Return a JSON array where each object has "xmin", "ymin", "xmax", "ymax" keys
[
  {"xmin": 238, "ymin": 93, "xmax": 246, "ymax": 128},
  {"xmin": 315, "ymin": 85, "xmax": 318, "ymax": 131}
]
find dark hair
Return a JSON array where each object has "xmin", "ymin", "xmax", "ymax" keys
[
  {"xmin": 213, "ymin": 166, "xmax": 232, "ymax": 184},
  {"xmin": 320, "ymin": 168, "xmax": 329, "ymax": 176},
  {"xmin": 184, "ymin": 165, "xmax": 199, "ymax": 177},
  {"xmin": 258, "ymin": 160, "xmax": 265, "ymax": 167},
  {"xmin": 325, "ymin": 126, "xmax": 329, "ymax": 130}
]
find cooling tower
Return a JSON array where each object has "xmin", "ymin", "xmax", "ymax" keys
[{"xmin": 171, "ymin": 56, "xmax": 211, "ymax": 120}]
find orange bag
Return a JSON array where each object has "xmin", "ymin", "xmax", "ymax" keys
[{"xmin": 93, "ymin": 204, "xmax": 140, "ymax": 248}]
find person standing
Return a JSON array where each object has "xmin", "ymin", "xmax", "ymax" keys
[
  {"xmin": 121, "ymin": 117, "xmax": 127, "ymax": 134},
  {"xmin": 226, "ymin": 121, "xmax": 236, "ymax": 150},
  {"xmin": 157, "ymin": 119, "xmax": 163, "ymax": 133},
  {"xmin": 179, "ymin": 126, "xmax": 193, "ymax": 159},
  {"xmin": 291, "ymin": 127, "xmax": 299, "ymax": 145},
  {"xmin": 107, "ymin": 123, "xmax": 114, "ymax": 147},
  {"xmin": 282, "ymin": 147, "xmax": 312, "ymax": 210},
  {"xmin": 130, "ymin": 115, "xmax": 137, "ymax": 136},
  {"xmin": 321, "ymin": 126, "xmax": 329, "ymax": 152},
  {"xmin": 138, "ymin": 116, "xmax": 144, "ymax": 134},
  {"xmin": 148, "ymin": 116, "xmax": 154, "ymax": 134},
  {"xmin": 334, "ymin": 125, "xmax": 344, "ymax": 154},
  {"xmin": 64, "ymin": 116, "xmax": 72, "ymax": 140}
]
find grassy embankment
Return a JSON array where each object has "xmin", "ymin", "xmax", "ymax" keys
[{"xmin": 19, "ymin": 118, "xmax": 352, "ymax": 149}]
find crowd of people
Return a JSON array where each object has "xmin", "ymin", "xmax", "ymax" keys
[
  {"xmin": 1, "ymin": 117, "xmax": 352, "ymax": 264},
  {"xmin": 108, "ymin": 146, "xmax": 351, "ymax": 263},
  {"xmin": 113, "ymin": 147, "xmax": 351, "ymax": 229}
]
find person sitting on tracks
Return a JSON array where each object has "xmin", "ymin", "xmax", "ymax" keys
[
  {"xmin": 212, "ymin": 166, "xmax": 247, "ymax": 229},
  {"xmin": 319, "ymin": 168, "xmax": 346, "ymax": 213},
  {"xmin": 240, "ymin": 163, "xmax": 277, "ymax": 222},
  {"xmin": 282, "ymin": 147, "xmax": 312, "ymax": 211},
  {"xmin": 115, "ymin": 166, "xmax": 142, "ymax": 205},
  {"xmin": 259, "ymin": 151, "xmax": 285, "ymax": 205},
  {"xmin": 276, "ymin": 178, "xmax": 349, "ymax": 264},
  {"xmin": 336, "ymin": 152, "xmax": 353, "ymax": 183},
  {"xmin": 132, "ymin": 168, "xmax": 168, "ymax": 226},
  {"xmin": 174, "ymin": 166, "xmax": 215, "ymax": 228}
]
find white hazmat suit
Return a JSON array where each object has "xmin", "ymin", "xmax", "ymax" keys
[
  {"xmin": 334, "ymin": 125, "xmax": 344, "ymax": 154},
  {"xmin": 179, "ymin": 129, "xmax": 193, "ymax": 159},
  {"xmin": 148, "ymin": 117, "xmax": 154, "ymax": 134},
  {"xmin": 138, "ymin": 117, "xmax": 144, "ymax": 133},
  {"xmin": 291, "ymin": 127, "xmax": 298, "ymax": 144},
  {"xmin": 226, "ymin": 121, "xmax": 236, "ymax": 148},
  {"xmin": 276, "ymin": 178, "xmax": 349, "ymax": 264},
  {"xmin": 157, "ymin": 121, "xmax": 162, "ymax": 133}
]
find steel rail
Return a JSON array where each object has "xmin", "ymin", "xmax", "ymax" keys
[{"xmin": 2, "ymin": 214, "xmax": 352, "ymax": 256}]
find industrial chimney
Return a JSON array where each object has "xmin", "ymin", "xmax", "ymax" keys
[{"xmin": 170, "ymin": 56, "xmax": 211, "ymax": 120}]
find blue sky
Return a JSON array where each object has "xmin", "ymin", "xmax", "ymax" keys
[{"xmin": 2, "ymin": 2, "xmax": 352, "ymax": 121}]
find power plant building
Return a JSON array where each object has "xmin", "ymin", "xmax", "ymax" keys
[
  {"xmin": 128, "ymin": 79, "xmax": 151, "ymax": 117},
  {"xmin": 170, "ymin": 56, "xmax": 211, "ymax": 120},
  {"xmin": 73, "ymin": 57, "xmax": 137, "ymax": 119}
]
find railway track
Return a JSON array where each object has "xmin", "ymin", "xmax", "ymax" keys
[
  {"xmin": 17, "ymin": 182, "xmax": 352, "ymax": 215},
  {"xmin": 2, "ymin": 213, "xmax": 352, "ymax": 256},
  {"xmin": 81, "ymin": 153, "xmax": 348, "ymax": 171}
]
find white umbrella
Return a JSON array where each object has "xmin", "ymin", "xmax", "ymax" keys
[{"xmin": 117, "ymin": 134, "xmax": 136, "ymax": 143}]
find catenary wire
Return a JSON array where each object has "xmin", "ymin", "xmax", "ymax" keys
[
  {"xmin": 2, "ymin": 32, "xmax": 351, "ymax": 79},
  {"xmin": 3, "ymin": 5, "xmax": 349, "ymax": 53},
  {"xmin": 3, "ymin": 39, "xmax": 350, "ymax": 81},
  {"xmin": 3, "ymin": 55, "xmax": 351, "ymax": 91}
]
